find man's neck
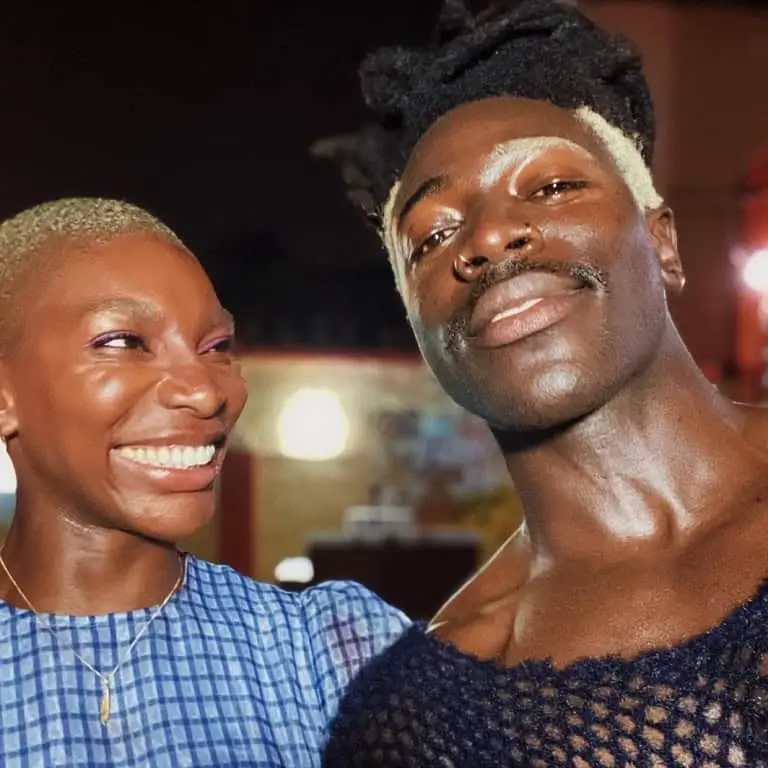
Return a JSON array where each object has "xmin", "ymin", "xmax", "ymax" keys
[{"xmin": 501, "ymin": 345, "xmax": 768, "ymax": 568}]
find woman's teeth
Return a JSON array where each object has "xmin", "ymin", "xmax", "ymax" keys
[{"xmin": 114, "ymin": 444, "xmax": 216, "ymax": 469}]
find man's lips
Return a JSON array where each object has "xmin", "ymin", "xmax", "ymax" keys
[{"xmin": 468, "ymin": 272, "xmax": 586, "ymax": 336}]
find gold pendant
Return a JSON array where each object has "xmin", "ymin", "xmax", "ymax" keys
[{"xmin": 100, "ymin": 678, "xmax": 111, "ymax": 725}]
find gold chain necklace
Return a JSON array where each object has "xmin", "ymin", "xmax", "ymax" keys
[{"xmin": 0, "ymin": 550, "xmax": 186, "ymax": 725}]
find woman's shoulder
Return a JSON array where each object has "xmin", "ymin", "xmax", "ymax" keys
[
  {"xmin": 186, "ymin": 557, "xmax": 410, "ymax": 711},
  {"xmin": 300, "ymin": 579, "xmax": 411, "ymax": 657},
  {"xmin": 185, "ymin": 556, "xmax": 410, "ymax": 639}
]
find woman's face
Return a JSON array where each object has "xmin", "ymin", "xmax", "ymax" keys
[{"xmin": 0, "ymin": 231, "xmax": 247, "ymax": 543}]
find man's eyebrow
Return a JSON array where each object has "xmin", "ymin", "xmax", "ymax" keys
[{"xmin": 397, "ymin": 175, "xmax": 448, "ymax": 227}]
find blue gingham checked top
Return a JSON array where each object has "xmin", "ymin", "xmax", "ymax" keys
[{"xmin": 0, "ymin": 556, "xmax": 410, "ymax": 767}]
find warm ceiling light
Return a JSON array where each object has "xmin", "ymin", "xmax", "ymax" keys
[{"xmin": 277, "ymin": 388, "xmax": 349, "ymax": 461}]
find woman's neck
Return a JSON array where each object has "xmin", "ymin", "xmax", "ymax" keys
[{"xmin": 0, "ymin": 514, "xmax": 184, "ymax": 615}]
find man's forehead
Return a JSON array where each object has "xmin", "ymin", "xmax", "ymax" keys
[
  {"xmin": 400, "ymin": 123, "xmax": 601, "ymax": 197},
  {"xmin": 485, "ymin": 136, "xmax": 595, "ymax": 162},
  {"xmin": 479, "ymin": 136, "xmax": 596, "ymax": 187},
  {"xmin": 393, "ymin": 134, "xmax": 597, "ymax": 217},
  {"xmin": 406, "ymin": 97, "xmax": 597, "ymax": 162},
  {"xmin": 381, "ymin": 104, "xmax": 663, "ymax": 264}
]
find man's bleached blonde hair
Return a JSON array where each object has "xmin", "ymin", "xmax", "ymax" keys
[
  {"xmin": 574, "ymin": 107, "xmax": 662, "ymax": 210},
  {"xmin": 0, "ymin": 197, "xmax": 187, "ymax": 346},
  {"xmin": 381, "ymin": 106, "xmax": 663, "ymax": 279}
]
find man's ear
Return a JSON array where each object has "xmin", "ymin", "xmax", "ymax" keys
[{"xmin": 647, "ymin": 206, "xmax": 685, "ymax": 294}]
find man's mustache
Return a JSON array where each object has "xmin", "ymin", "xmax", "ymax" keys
[{"xmin": 444, "ymin": 256, "xmax": 608, "ymax": 351}]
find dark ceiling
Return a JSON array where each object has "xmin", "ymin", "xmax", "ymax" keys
[
  {"xmin": 0, "ymin": 1, "xmax": 460, "ymax": 348},
  {"xmin": 0, "ymin": 0, "xmax": 764, "ymax": 349}
]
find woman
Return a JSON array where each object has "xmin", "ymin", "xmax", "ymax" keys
[
  {"xmin": 0, "ymin": 197, "xmax": 408, "ymax": 767},
  {"xmin": 319, "ymin": 0, "xmax": 768, "ymax": 766}
]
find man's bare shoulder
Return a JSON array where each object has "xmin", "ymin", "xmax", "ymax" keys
[
  {"xmin": 429, "ymin": 528, "xmax": 529, "ymax": 632},
  {"xmin": 737, "ymin": 402, "xmax": 768, "ymax": 448}
]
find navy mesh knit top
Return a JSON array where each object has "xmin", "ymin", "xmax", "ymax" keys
[{"xmin": 323, "ymin": 581, "xmax": 768, "ymax": 767}]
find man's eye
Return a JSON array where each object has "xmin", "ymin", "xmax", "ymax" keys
[
  {"xmin": 533, "ymin": 180, "xmax": 589, "ymax": 199},
  {"xmin": 410, "ymin": 227, "xmax": 459, "ymax": 262}
]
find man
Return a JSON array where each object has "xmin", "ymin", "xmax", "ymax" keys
[{"xmin": 319, "ymin": 0, "xmax": 768, "ymax": 765}]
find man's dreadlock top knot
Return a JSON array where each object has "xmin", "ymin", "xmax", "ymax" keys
[{"xmin": 322, "ymin": 0, "xmax": 655, "ymax": 223}]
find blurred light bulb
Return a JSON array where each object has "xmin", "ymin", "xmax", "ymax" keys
[
  {"xmin": 742, "ymin": 248, "xmax": 768, "ymax": 292},
  {"xmin": 274, "ymin": 556, "xmax": 314, "ymax": 584},
  {"xmin": 277, "ymin": 388, "xmax": 349, "ymax": 460}
]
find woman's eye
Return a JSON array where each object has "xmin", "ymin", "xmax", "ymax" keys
[
  {"xmin": 410, "ymin": 227, "xmax": 459, "ymax": 262},
  {"xmin": 202, "ymin": 336, "xmax": 235, "ymax": 354},
  {"xmin": 533, "ymin": 180, "xmax": 589, "ymax": 200},
  {"xmin": 93, "ymin": 333, "xmax": 147, "ymax": 351}
]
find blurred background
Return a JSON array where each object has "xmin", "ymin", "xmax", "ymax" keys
[{"xmin": 0, "ymin": 0, "xmax": 766, "ymax": 619}]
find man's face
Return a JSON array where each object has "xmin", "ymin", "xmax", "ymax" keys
[
  {"xmin": 388, "ymin": 97, "xmax": 682, "ymax": 432},
  {"xmin": 1, "ymin": 232, "xmax": 248, "ymax": 542}
]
